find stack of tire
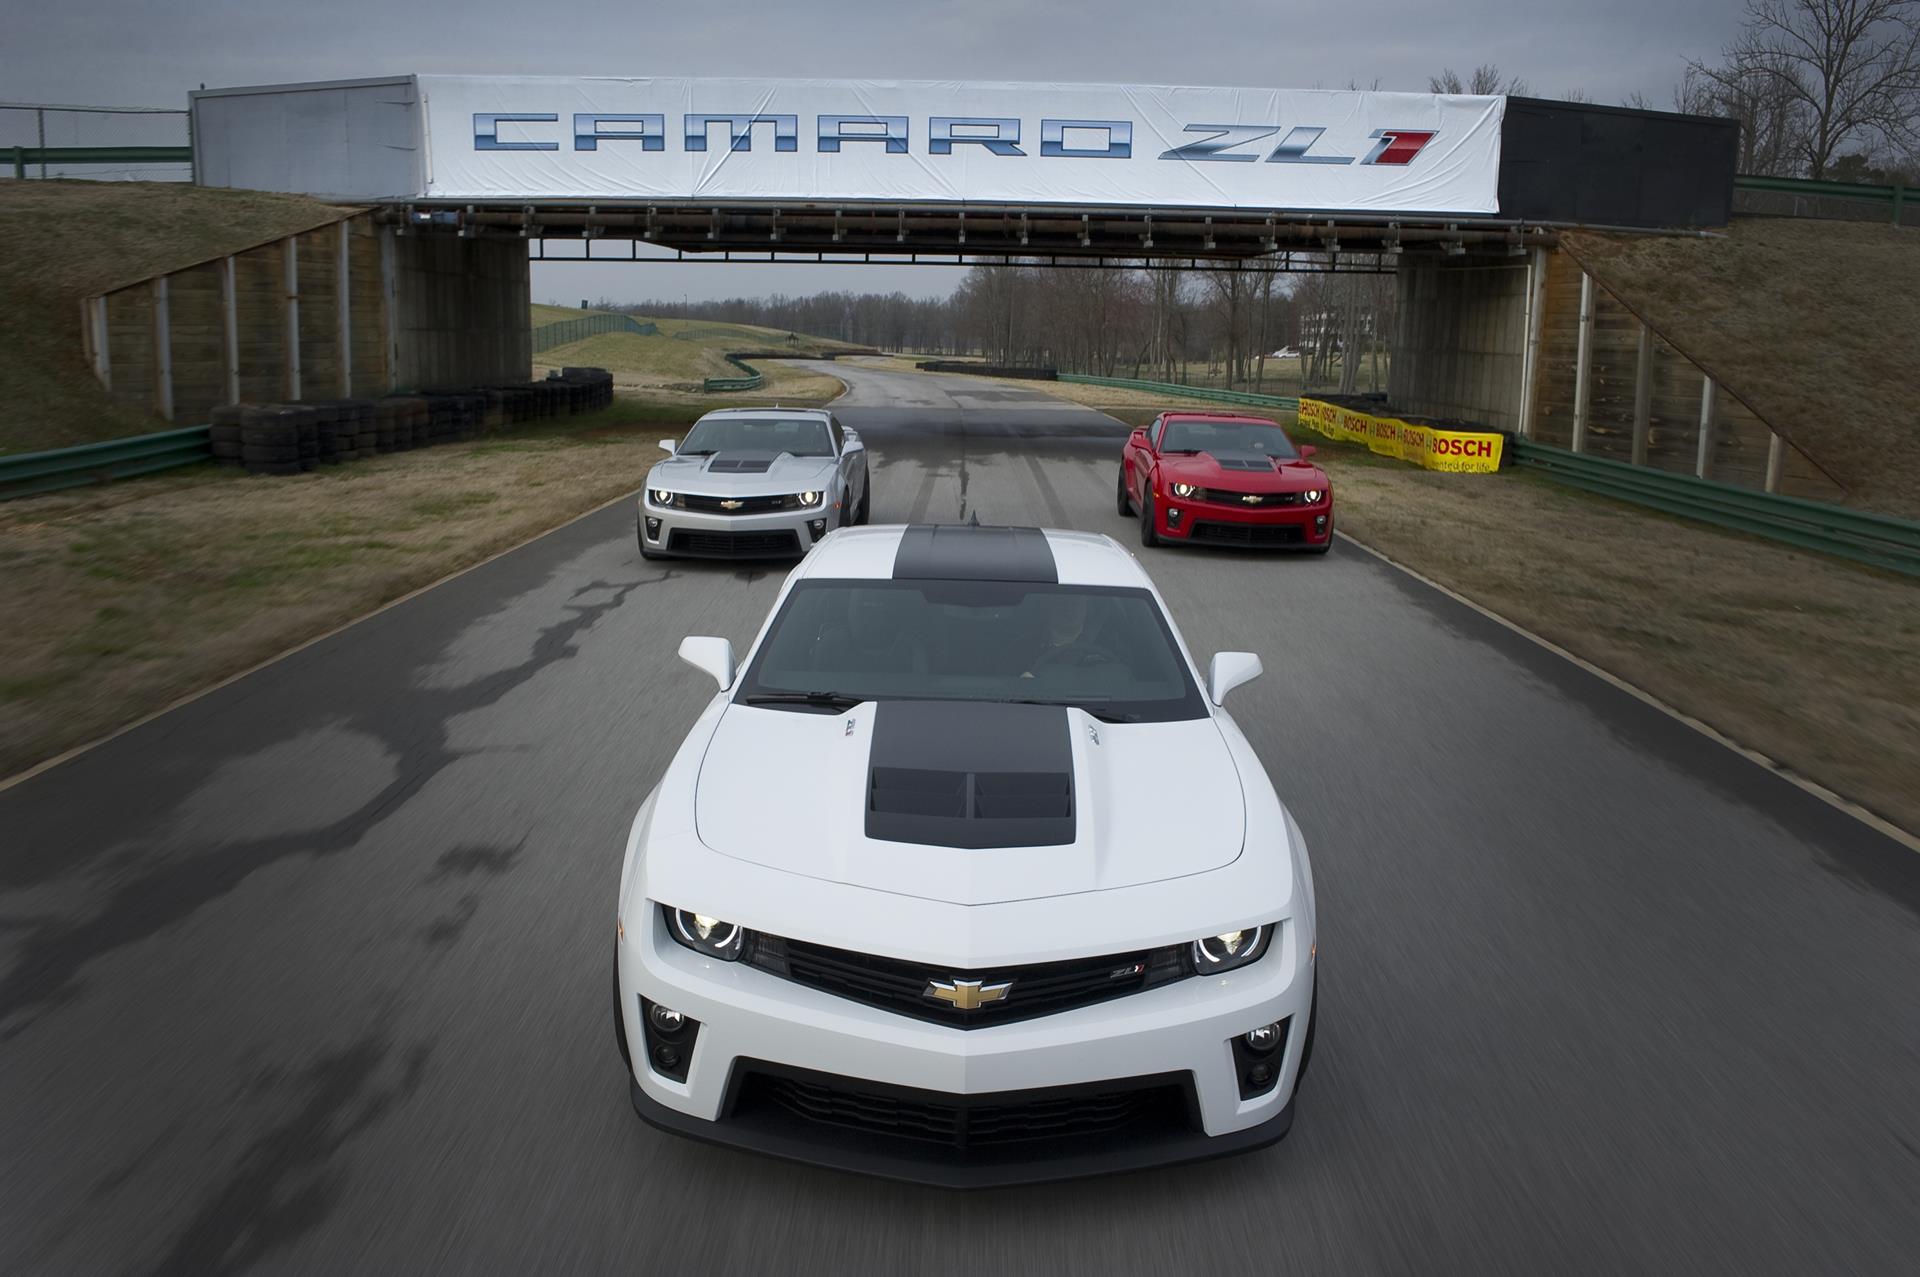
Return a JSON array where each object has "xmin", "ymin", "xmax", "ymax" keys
[{"xmin": 203, "ymin": 368, "xmax": 612, "ymax": 480}]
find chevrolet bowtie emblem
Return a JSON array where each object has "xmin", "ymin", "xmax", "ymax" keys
[
  {"xmin": 1242, "ymin": 494, "xmax": 1263, "ymax": 505},
  {"xmin": 924, "ymin": 977, "xmax": 1012, "ymax": 1011},
  {"xmin": 719, "ymin": 499, "xmax": 745, "ymax": 510}
]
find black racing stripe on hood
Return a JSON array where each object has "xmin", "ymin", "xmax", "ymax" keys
[
  {"xmin": 865, "ymin": 700, "xmax": 1075, "ymax": 849},
  {"xmin": 706, "ymin": 453, "xmax": 778, "ymax": 473},
  {"xmin": 891, "ymin": 524, "xmax": 1057, "ymax": 582}
]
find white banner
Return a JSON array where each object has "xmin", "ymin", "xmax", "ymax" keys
[{"xmin": 417, "ymin": 75, "xmax": 1503, "ymax": 214}]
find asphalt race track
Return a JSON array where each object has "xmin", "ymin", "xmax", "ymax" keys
[{"xmin": 3, "ymin": 363, "xmax": 1917, "ymax": 1276}]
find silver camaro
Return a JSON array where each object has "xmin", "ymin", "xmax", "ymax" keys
[{"xmin": 637, "ymin": 408, "xmax": 872, "ymax": 560}]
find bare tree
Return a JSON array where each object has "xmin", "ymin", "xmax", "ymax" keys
[
  {"xmin": 1691, "ymin": 0, "xmax": 1920, "ymax": 178},
  {"xmin": 1430, "ymin": 65, "xmax": 1533, "ymax": 96}
]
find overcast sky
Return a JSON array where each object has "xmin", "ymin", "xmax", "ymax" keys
[{"xmin": 3, "ymin": 0, "xmax": 1748, "ymax": 305}]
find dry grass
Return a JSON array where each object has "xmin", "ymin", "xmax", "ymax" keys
[
  {"xmin": 0, "ymin": 402, "xmax": 690, "ymax": 778},
  {"xmin": 0, "ymin": 181, "xmax": 356, "ymax": 456},
  {"xmin": 1563, "ymin": 219, "xmax": 1920, "ymax": 518},
  {"xmin": 892, "ymin": 359, "xmax": 1302, "ymax": 429},
  {"xmin": 534, "ymin": 315, "xmax": 852, "ymax": 406},
  {"xmin": 1331, "ymin": 459, "xmax": 1920, "ymax": 836}
]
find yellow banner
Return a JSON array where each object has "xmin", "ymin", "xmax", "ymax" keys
[{"xmin": 1296, "ymin": 397, "xmax": 1503, "ymax": 473}]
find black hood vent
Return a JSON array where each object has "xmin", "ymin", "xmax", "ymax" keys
[
  {"xmin": 1207, "ymin": 451, "xmax": 1280, "ymax": 472},
  {"xmin": 865, "ymin": 701, "xmax": 1075, "ymax": 849},
  {"xmin": 708, "ymin": 453, "xmax": 776, "ymax": 474}
]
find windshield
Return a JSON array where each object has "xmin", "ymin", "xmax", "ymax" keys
[
  {"xmin": 679, "ymin": 417, "xmax": 834, "ymax": 457},
  {"xmin": 1161, "ymin": 418, "xmax": 1297, "ymax": 459},
  {"xmin": 735, "ymin": 580, "xmax": 1208, "ymax": 722}
]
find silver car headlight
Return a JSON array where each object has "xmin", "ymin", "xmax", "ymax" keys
[
  {"xmin": 796, "ymin": 490, "xmax": 823, "ymax": 508},
  {"xmin": 664, "ymin": 905, "xmax": 747, "ymax": 961},
  {"xmin": 651, "ymin": 488, "xmax": 675, "ymax": 507},
  {"xmin": 1191, "ymin": 924, "xmax": 1273, "ymax": 974}
]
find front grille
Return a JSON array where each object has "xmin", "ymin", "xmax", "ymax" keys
[
  {"xmin": 1189, "ymin": 521, "xmax": 1305, "ymax": 546},
  {"xmin": 1194, "ymin": 488, "xmax": 1302, "ymax": 508},
  {"xmin": 733, "ymin": 1063, "xmax": 1193, "ymax": 1151},
  {"xmin": 667, "ymin": 529, "xmax": 802, "ymax": 557},
  {"xmin": 677, "ymin": 492, "xmax": 809, "ymax": 515},
  {"xmin": 749, "ymin": 936, "xmax": 1187, "ymax": 1027}
]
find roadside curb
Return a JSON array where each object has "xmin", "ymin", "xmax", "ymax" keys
[{"xmin": 1335, "ymin": 530, "xmax": 1920, "ymax": 855}]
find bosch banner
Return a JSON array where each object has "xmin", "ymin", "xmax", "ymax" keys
[
  {"xmin": 417, "ymin": 75, "xmax": 1504, "ymax": 213},
  {"xmin": 1297, "ymin": 397, "xmax": 1506, "ymax": 473}
]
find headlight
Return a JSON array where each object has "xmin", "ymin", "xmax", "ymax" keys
[
  {"xmin": 664, "ymin": 905, "xmax": 747, "ymax": 961},
  {"xmin": 1170, "ymin": 482, "xmax": 1197, "ymax": 499},
  {"xmin": 1191, "ymin": 924, "xmax": 1272, "ymax": 974},
  {"xmin": 1305, "ymin": 488, "xmax": 1323, "ymax": 503},
  {"xmin": 651, "ymin": 488, "xmax": 674, "ymax": 506},
  {"xmin": 796, "ymin": 490, "xmax": 822, "ymax": 507}
]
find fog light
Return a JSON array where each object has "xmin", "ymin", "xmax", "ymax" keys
[
  {"xmin": 644, "ymin": 517, "xmax": 662, "ymax": 539},
  {"xmin": 1245, "ymin": 1062, "xmax": 1274, "ymax": 1089},
  {"xmin": 1246, "ymin": 1022, "xmax": 1282, "ymax": 1054},
  {"xmin": 652, "ymin": 1044, "xmax": 681, "ymax": 1071},
  {"xmin": 1314, "ymin": 514, "xmax": 1327, "ymax": 529},
  {"xmin": 808, "ymin": 518, "xmax": 828, "ymax": 538},
  {"xmin": 648, "ymin": 1003, "xmax": 687, "ymax": 1036},
  {"xmin": 1165, "ymin": 506, "xmax": 1181, "ymax": 522}
]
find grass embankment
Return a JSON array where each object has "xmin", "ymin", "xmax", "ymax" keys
[
  {"xmin": 533, "ymin": 314, "xmax": 851, "ymax": 409},
  {"xmin": 1564, "ymin": 218, "xmax": 1920, "ymax": 519},
  {"xmin": 996, "ymin": 366, "xmax": 1920, "ymax": 837},
  {"xmin": 0, "ymin": 181, "xmax": 357, "ymax": 456},
  {"xmin": 0, "ymin": 401, "xmax": 688, "ymax": 779}
]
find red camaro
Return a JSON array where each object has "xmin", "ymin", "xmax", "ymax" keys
[{"xmin": 1118, "ymin": 412, "xmax": 1333, "ymax": 553}]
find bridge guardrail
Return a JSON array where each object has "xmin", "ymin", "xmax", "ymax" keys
[
  {"xmin": 0, "ymin": 426, "xmax": 213, "ymax": 500},
  {"xmin": 1512, "ymin": 440, "xmax": 1920, "ymax": 577},
  {"xmin": 702, "ymin": 354, "xmax": 765, "ymax": 392},
  {"xmin": 531, "ymin": 314, "xmax": 657, "ymax": 353},
  {"xmin": 1057, "ymin": 374, "xmax": 1300, "ymax": 410}
]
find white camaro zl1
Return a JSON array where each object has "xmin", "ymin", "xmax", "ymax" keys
[{"xmin": 614, "ymin": 523, "xmax": 1317, "ymax": 1186}]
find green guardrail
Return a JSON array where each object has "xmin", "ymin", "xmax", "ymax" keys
[
  {"xmin": 1733, "ymin": 174, "xmax": 1909, "ymax": 222},
  {"xmin": 8, "ymin": 145, "xmax": 194, "ymax": 179},
  {"xmin": 530, "ymin": 313, "xmax": 657, "ymax": 354},
  {"xmin": 1511, "ymin": 440, "xmax": 1920, "ymax": 577},
  {"xmin": 702, "ymin": 353, "xmax": 765, "ymax": 393},
  {"xmin": 0, "ymin": 425, "xmax": 213, "ymax": 500},
  {"xmin": 1059, "ymin": 373, "xmax": 1300, "ymax": 411}
]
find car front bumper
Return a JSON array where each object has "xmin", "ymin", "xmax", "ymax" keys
[
  {"xmin": 1153, "ymin": 497, "xmax": 1333, "ymax": 549},
  {"xmin": 637, "ymin": 496, "xmax": 831, "ymax": 559},
  {"xmin": 617, "ymin": 906, "xmax": 1314, "ymax": 1187}
]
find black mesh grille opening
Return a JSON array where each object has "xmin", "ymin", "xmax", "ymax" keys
[
  {"xmin": 667, "ymin": 529, "xmax": 801, "ymax": 557},
  {"xmin": 708, "ymin": 458, "xmax": 774, "ymax": 473},
  {"xmin": 1189, "ymin": 521, "xmax": 1305, "ymax": 546},
  {"xmin": 1195, "ymin": 489, "xmax": 1302, "ymax": 508},
  {"xmin": 752, "ymin": 936, "xmax": 1188, "ymax": 1028},
  {"xmin": 732, "ymin": 1063, "xmax": 1195, "ymax": 1152},
  {"xmin": 679, "ymin": 492, "xmax": 805, "ymax": 515}
]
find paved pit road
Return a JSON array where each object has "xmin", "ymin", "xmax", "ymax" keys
[{"xmin": 2, "ymin": 362, "xmax": 1916, "ymax": 1275}]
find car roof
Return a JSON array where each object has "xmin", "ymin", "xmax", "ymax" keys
[
  {"xmin": 695, "ymin": 406, "xmax": 833, "ymax": 419},
  {"xmin": 1159, "ymin": 411, "xmax": 1284, "ymax": 424},
  {"xmin": 795, "ymin": 525, "xmax": 1152, "ymax": 588}
]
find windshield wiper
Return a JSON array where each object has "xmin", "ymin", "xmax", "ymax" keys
[
  {"xmin": 739, "ymin": 690, "xmax": 864, "ymax": 711},
  {"xmin": 996, "ymin": 697, "xmax": 1141, "ymax": 724}
]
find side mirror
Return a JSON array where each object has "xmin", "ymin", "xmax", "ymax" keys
[
  {"xmin": 658, "ymin": 438, "xmax": 678, "ymax": 455},
  {"xmin": 843, "ymin": 430, "xmax": 863, "ymax": 453},
  {"xmin": 1207, "ymin": 651, "xmax": 1263, "ymax": 706},
  {"xmin": 1299, "ymin": 444, "xmax": 1317, "ymax": 459},
  {"xmin": 678, "ymin": 636, "xmax": 735, "ymax": 690},
  {"xmin": 1129, "ymin": 428, "xmax": 1151, "ymax": 450}
]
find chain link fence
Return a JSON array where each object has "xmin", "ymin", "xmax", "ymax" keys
[{"xmin": 0, "ymin": 102, "xmax": 191, "ymax": 181}]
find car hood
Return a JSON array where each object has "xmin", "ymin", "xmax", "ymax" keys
[
  {"xmin": 1160, "ymin": 450, "xmax": 1327, "ymax": 490},
  {"xmin": 694, "ymin": 699, "xmax": 1246, "ymax": 905},
  {"xmin": 648, "ymin": 451, "xmax": 838, "ymax": 496}
]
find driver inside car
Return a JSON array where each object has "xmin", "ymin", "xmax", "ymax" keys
[{"xmin": 1022, "ymin": 595, "xmax": 1101, "ymax": 679}]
